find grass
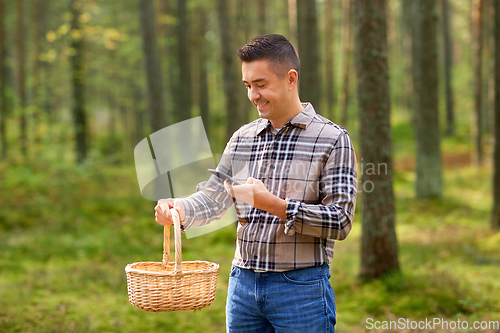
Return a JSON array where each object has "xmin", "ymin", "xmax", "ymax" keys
[
  {"xmin": 1, "ymin": 130, "xmax": 500, "ymax": 332},
  {"xmin": 0, "ymin": 156, "xmax": 233, "ymax": 333},
  {"xmin": 332, "ymin": 164, "xmax": 500, "ymax": 332}
]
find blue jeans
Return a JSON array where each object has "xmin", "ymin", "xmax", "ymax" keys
[{"xmin": 226, "ymin": 264, "xmax": 336, "ymax": 333}]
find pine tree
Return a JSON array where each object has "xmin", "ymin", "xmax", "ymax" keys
[
  {"xmin": 354, "ymin": 0, "xmax": 400, "ymax": 279},
  {"xmin": 138, "ymin": 0, "xmax": 166, "ymax": 132},
  {"xmin": 414, "ymin": 0, "xmax": 443, "ymax": 199},
  {"xmin": 491, "ymin": 0, "xmax": 500, "ymax": 231},
  {"xmin": 297, "ymin": 0, "xmax": 320, "ymax": 110}
]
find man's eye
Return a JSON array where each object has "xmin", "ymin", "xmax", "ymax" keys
[
  {"xmin": 244, "ymin": 85, "xmax": 250, "ymax": 89},
  {"xmin": 257, "ymin": 85, "xmax": 264, "ymax": 88}
]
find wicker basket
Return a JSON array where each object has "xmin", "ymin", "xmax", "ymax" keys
[{"xmin": 125, "ymin": 209, "xmax": 220, "ymax": 312}]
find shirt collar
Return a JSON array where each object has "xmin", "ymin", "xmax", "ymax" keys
[{"xmin": 255, "ymin": 103, "xmax": 316, "ymax": 135}]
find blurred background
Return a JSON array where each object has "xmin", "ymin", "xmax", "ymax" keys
[{"xmin": 0, "ymin": 0, "xmax": 499, "ymax": 332}]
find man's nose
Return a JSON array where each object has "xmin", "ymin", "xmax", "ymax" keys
[{"xmin": 248, "ymin": 88, "xmax": 260, "ymax": 102}]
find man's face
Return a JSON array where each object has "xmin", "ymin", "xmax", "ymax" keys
[{"xmin": 241, "ymin": 60, "xmax": 291, "ymax": 126}]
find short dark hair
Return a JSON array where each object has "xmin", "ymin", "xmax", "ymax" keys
[{"xmin": 237, "ymin": 34, "xmax": 300, "ymax": 79}]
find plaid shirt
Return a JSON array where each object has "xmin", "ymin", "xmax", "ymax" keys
[{"xmin": 180, "ymin": 103, "xmax": 357, "ymax": 271}]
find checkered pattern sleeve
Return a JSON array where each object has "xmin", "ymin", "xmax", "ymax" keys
[{"xmin": 284, "ymin": 131, "xmax": 357, "ymax": 239}]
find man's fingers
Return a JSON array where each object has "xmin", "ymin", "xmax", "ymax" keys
[
  {"xmin": 157, "ymin": 199, "xmax": 175, "ymax": 213},
  {"xmin": 224, "ymin": 179, "xmax": 235, "ymax": 197},
  {"xmin": 155, "ymin": 204, "xmax": 169, "ymax": 217},
  {"xmin": 173, "ymin": 200, "xmax": 186, "ymax": 221},
  {"xmin": 155, "ymin": 199, "xmax": 176, "ymax": 225},
  {"xmin": 155, "ymin": 210, "xmax": 173, "ymax": 226}
]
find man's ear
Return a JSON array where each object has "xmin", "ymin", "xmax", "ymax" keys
[{"xmin": 287, "ymin": 69, "xmax": 299, "ymax": 90}]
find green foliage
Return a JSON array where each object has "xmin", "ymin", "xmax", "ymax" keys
[
  {"xmin": 0, "ymin": 155, "xmax": 234, "ymax": 332},
  {"xmin": 338, "ymin": 270, "xmax": 478, "ymax": 318}
]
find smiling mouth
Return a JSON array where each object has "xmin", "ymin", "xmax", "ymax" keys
[{"xmin": 255, "ymin": 101, "xmax": 269, "ymax": 109}]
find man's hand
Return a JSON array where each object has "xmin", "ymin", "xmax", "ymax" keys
[
  {"xmin": 224, "ymin": 177, "xmax": 287, "ymax": 220},
  {"xmin": 155, "ymin": 199, "xmax": 185, "ymax": 226}
]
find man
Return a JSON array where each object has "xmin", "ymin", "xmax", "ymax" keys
[{"xmin": 155, "ymin": 34, "xmax": 357, "ymax": 333}]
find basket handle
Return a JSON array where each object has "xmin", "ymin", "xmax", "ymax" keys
[{"xmin": 162, "ymin": 208, "xmax": 183, "ymax": 274}]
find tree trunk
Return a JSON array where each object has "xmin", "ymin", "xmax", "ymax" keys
[
  {"xmin": 414, "ymin": 0, "xmax": 443, "ymax": 199},
  {"xmin": 441, "ymin": 0, "xmax": 455, "ymax": 137},
  {"xmin": 400, "ymin": 0, "xmax": 414, "ymax": 112},
  {"xmin": 216, "ymin": 0, "xmax": 244, "ymax": 142},
  {"xmin": 0, "ymin": 0, "xmax": 12, "ymax": 160},
  {"xmin": 138, "ymin": 0, "xmax": 166, "ymax": 132},
  {"xmin": 197, "ymin": 10, "xmax": 209, "ymax": 139},
  {"xmin": 32, "ymin": 0, "xmax": 49, "ymax": 148},
  {"xmin": 133, "ymin": 79, "xmax": 145, "ymax": 145},
  {"xmin": 324, "ymin": 0, "xmax": 336, "ymax": 121},
  {"xmin": 70, "ymin": 0, "xmax": 87, "ymax": 164},
  {"xmin": 235, "ymin": 1, "xmax": 251, "ymax": 123},
  {"xmin": 158, "ymin": 0, "xmax": 175, "ymax": 115},
  {"xmin": 472, "ymin": 0, "xmax": 484, "ymax": 166},
  {"xmin": 120, "ymin": 103, "xmax": 130, "ymax": 158},
  {"xmin": 338, "ymin": 0, "xmax": 351, "ymax": 126},
  {"xmin": 491, "ymin": 0, "xmax": 500, "ymax": 231},
  {"xmin": 33, "ymin": 0, "xmax": 41, "ymax": 147},
  {"xmin": 174, "ymin": 0, "xmax": 191, "ymax": 123},
  {"xmin": 0, "ymin": 0, "xmax": 4, "ymax": 159},
  {"xmin": 297, "ymin": 0, "xmax": 320, "ymax": 110},
  {"xmin": 287, "ymin": 0, "xmax": 297, "ymax": 47},
  {"xmin": 410, "ymin": 0, "xmax": 420, "ymax": 130},
  {"xmin": 0, "ymin": 0, "xmax": 3, "ymax": 159},
  {"xmin": 354, "ymin": 0, "xmax": 400, "ymax": 280},
  {"xmin": 240, "ymin": 0, "xmax": 251, "ymax": 43},
  {"xmin": 257, "ymin": 0, "xmax": 266, "ymax": 36},
  {"xmin": 486, "ymin": 0, "xmax": 495, "ymax": 137},
  {"xmin": 39, "ymin": 0, "xmax": 52, "ymax": 122},
  {"xmin": 17, "ymin": 0, "xmax": 27, "ymax": 157}
]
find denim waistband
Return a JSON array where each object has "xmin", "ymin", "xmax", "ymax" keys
[{"xmin": 250, "ymin": 263, "xmax": 329, "ymax": 274}]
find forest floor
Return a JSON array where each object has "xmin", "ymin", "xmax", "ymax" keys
[
  {"xmin": 0, "ymin": 137, "xmax": 499, "ymax": 332},
  {"xmin": 395, "ymin": 150, "xmax": 472, "ymax": 171}
]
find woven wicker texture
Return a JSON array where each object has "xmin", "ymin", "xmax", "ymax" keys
[{"xmin": 125, "ymin": 209, "xmax": 220, "ymax": 312}]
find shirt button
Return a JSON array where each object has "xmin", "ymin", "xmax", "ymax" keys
[
  {"xmin": 260, "ymin": 225, "xmax": 264, "ymax": 229},
  {"xmin": 270, "ymin": 165, "xmax": 275, "ymax": 170},
  {"xmin": 254, "ymin": 255, "xmax": 258, "ymax": 260}
]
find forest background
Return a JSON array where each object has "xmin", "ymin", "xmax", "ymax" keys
[{"xmin": 1, "ymin": 0, "xmax": 500, "ymax": 332}]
